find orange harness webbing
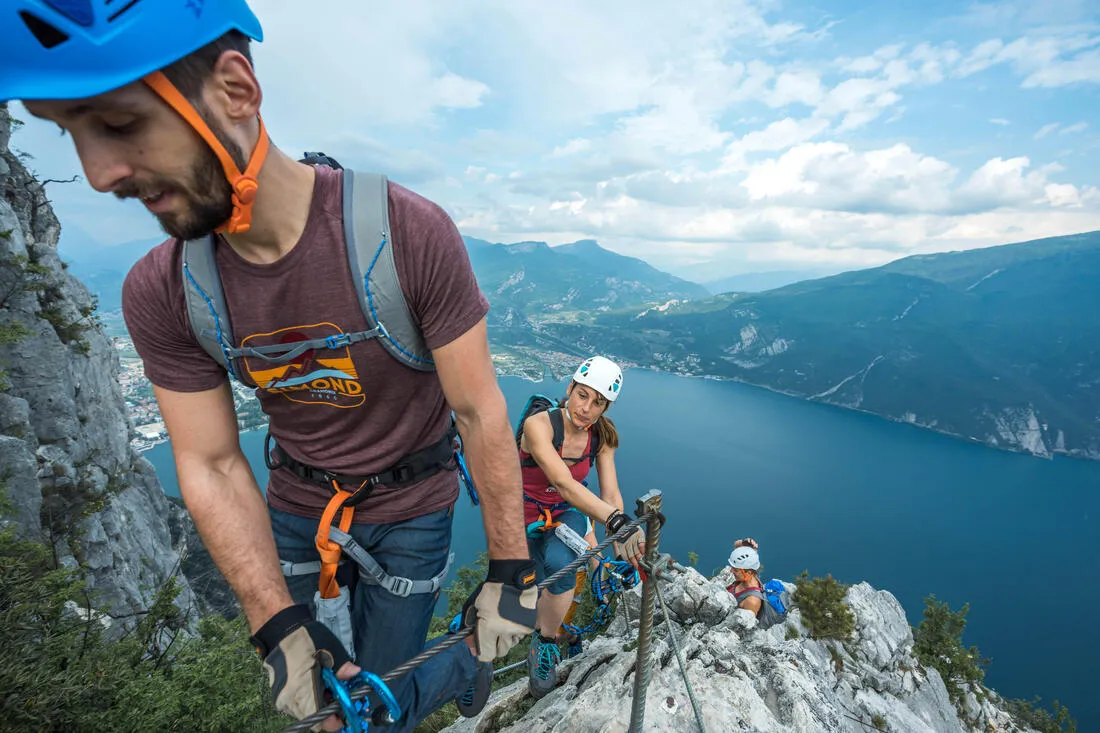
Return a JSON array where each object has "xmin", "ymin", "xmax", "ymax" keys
[{"xmin": 314, "ymin": 480, "xmax": 365, "ymax": 600}]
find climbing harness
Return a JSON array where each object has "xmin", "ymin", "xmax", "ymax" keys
[
  {"xmin": 320, "ymin": 667, "xmax": 402, "ymax": 733},
  {"xmin": 264, "ymin": 426, "xmax": 457, "ymax": 497},
  {"xmin": 267, "ymin": 424, "xmax": 460, "ymax": 659},
  {"xmin": 281, "ymin": 495, "xmax": 660, "ymax": 733}
]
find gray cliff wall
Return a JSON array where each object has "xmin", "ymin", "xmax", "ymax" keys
[{"xmin": 0, "ymin": 104, "xmax": 197, "ymax": 622}]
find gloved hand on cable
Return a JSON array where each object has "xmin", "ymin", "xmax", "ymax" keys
[
  {"xmin": 251, "ymin": 604, "xmax": 358, "ymax": 732},
  {"xmin": 460, "ymin": 559, "xmax": 538, "ymax": 662},
  {"xmin": 607, "ymin": 510, "xmax": 645, "ymax": 570}
]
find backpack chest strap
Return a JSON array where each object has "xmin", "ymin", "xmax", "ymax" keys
[{"xmin": 222, "ymin": 327, "xmax": 383, "ymax": 364}]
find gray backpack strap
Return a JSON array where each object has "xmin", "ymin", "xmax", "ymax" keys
[
  {"xmin": 343, "ymin": 170, "xmax": 436, "ymax": 372},
  {"xmin": 181, "ymin": 235, "xmax": 235, "ymax": 376}
]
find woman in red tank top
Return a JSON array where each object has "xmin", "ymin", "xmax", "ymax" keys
[{"xmin": 518, "ymin": 356, "xmax": 645, "ymax": 699}]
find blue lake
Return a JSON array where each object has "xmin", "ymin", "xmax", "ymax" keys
[{"xmin": 146, "ymin": 369, "xmax": 1100, "ymax": 729}]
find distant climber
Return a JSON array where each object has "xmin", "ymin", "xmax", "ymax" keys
[
  {"xmin": 726, "ymin": 542, "xmax": 789, "ymax": 629},
  {"xmin": 516, "ymin": 356, "xmax": 643, "ymax": 699}
]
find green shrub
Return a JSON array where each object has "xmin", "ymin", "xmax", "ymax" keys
[
  {"xmin": 1003, "ymin": 697, "xmax": 1076, "ymax": 733},
  {"xmin": 0, "ymin": 527, "xmax": 287, "ymax": 732},
  {"xmin": 0, "ymin": 251, "xmax": 50, "ymax": 309},
  {"xmin": 912, "ymin": 595, "xmax": 987, "ymax": 708},
  {"xmin": 792, "ymin": 571, "xmax": 854, "ymax": 641}
]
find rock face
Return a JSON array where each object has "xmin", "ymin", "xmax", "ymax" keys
[
  {"xmin": 445, "ymin": 569, "xmax": 1036, "ymax": 733},
  {"xmin": 0, "ymin": 105, "xmax": 196, "ymax": 623}
]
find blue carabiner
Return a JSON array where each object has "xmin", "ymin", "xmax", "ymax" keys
[
  {"xmin": 354, "ymin": 670, "xmax": 401, "ymax": 726},
  {"xmin": 455, "ymin": 449, "xmax": 479, "ymax": 506},
  {"xmin": 322, "ymin": 668, "xmax": 367, "ymax": 733},
  {"xmin": 320, "ymin": 668, "xmax": 403, "ymax": 733}
]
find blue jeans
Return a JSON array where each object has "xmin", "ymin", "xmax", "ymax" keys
[
  {"xmin": 527, "ymin": 508, "xmax": 589, "ymax": 595},
  {"xmin": 269, "ymin": 503, "xmax": 477, "ymax": 732}
]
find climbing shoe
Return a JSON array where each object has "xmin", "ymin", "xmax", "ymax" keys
[
  {"xmin": 457, "ymin": 660, "xmax": 493, "ymax": 717},
  {"xmin": 527, "ymin": 633, "xmax": 561, "ymax": 699}
]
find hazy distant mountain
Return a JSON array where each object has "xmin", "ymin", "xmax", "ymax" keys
[
  {"xmin": 702, "ymin": 268, "xmax": 843, "ymax": 294},
  {"xmin": 58, "ymin": 237, "xmax": 160, "ymax": 312},
  {"xmin": 540, "ymin": 231, "xmax": 1100, "ymax": 460},
  {"xmin": 463, "ymin": 237, "xmax": 708, "ymax": 343}
]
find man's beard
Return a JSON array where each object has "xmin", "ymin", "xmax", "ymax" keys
[{"xmin": 117, "ymin": 120, "xmax": 247, "ymax": 241}]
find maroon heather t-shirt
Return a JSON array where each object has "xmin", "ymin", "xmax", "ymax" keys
[{"xmin": 121, "ymin": 166, "xmax": 489, "ymax": 523}]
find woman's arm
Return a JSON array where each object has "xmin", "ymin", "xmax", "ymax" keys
[
  {"xmin": 594, "ymin": 446, "xmax": 624, "ymax": 514},
  {"xmin": 739, "ymin": 595, "xmax": 763, "ymax": 614}
]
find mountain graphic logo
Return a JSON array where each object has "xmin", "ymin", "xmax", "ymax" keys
[{"xmin": 242, "ymin": 322, "xmax": 365, "ymax": 408}]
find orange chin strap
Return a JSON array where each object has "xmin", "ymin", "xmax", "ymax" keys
[{"xmin": 142, "ymin": 71, "xmax": 270, "ymax": 234}]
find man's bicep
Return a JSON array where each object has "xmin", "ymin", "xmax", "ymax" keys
[
  {"xmin": 154, "ymin": 383, "xmax": 243, "ymax": 476},
  {"xmin": 431, "ymin": 317, "xmax": 499, "ymax": 417}
]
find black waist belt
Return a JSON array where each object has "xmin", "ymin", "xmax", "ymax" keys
[{"xmin": 265, "ymin": 424, "xmax": 458, "ymax": 506}]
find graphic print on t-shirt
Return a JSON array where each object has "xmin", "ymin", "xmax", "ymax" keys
[{"xmin": 242, "ymin": 322, "xmax": 364, "ymax": 407}]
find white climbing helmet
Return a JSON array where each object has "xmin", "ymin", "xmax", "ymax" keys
[
  {"xmin": 572, "ymin": 356, "xmax": 623, "ymax": 402},
  {"xmin": 728, "ymin": 546, "xmax": 760, "ymax": 570}
]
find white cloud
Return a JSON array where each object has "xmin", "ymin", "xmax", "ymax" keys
[
  {"xmin": 816, "ymin": 76, "xmax": 905, "ymax": 131},
  {"xmin": 741, "ymin": 142, "xmax": 958, "ymax": 212},
  {"xmin": 614, "ymin": 86, "xmax": 732, "ymax": 154},
  {"xmin": 955, "ymin": 32, "xmax": 1100, "ymax": 87},
  {"xmin": 551, "ymin": 139, "xmax": 593, "ymax": 157},
  {"xmin": 908, "ymin": 43, "xmax": 963, "ymax": 84},
  {"xmin": 9, "ymin": 0, "xmax": 1100, "ymax": 278},
  {"xmin": 1035, "ymin": 123, "xmax": 1061, "ymax": 138},
  {"xmin": 956, "ymin": 156, "xmax": 1084, "ymax": 210},
  {"xmin": 721, "ymin": 117, "xmax": 832, "ymax": 171},
  {"xmin": 765, "ymin": 71, "xmax": 826, "ymax": 108},
  {"xmin": 253, "ymin": 2, "xmax": 491, "ymax": 128}
]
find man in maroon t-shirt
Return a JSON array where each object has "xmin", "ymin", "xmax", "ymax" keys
[{"xmin": 6, "ymin": 3, "xmax": 537, "ymax": 730}]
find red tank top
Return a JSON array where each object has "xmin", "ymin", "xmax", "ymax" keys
[{"xmin": 520, "ymin": 428, "xmax": 594, "ymax": 525}]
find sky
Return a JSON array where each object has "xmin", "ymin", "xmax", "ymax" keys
[{"xmin": 10, "ymin": 0, "xmax": 1100, "ymax": 283}]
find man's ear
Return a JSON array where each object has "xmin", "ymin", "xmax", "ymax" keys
[{"xmin": 207, "ymin": 49, "xmax": 262, "ymax": 124}]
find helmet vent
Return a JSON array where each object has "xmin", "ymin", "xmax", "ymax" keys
[
  {"xmin": 106, "ymin": 0, "xmax": 142, "ymax": 23},
  {"xmin": 18, "ymin": 12, "xmax": 71, "ymax": 50},
  {"xmin": 42, "ymin": 0, "xmax": 93, "ymax": 26}
]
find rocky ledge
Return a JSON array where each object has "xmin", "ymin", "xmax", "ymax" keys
[{"xmin": 445, "ymin": 568, "xmax": 1036, "ymax": 733}]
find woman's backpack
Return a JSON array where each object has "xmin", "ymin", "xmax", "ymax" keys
[{"xmin": 734, "ymin": 579, "xmax": 792, "ymax": 630}]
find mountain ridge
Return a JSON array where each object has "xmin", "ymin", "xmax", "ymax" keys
[{"xmin": 556, "ymin": 230, "xmax": 1100, "ymax": 460}]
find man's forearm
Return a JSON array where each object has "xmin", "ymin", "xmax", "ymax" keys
[
  {"xmin": 180, "ymin": 454, "xmax": 293, "ymax": 632},
  {"xmin": 458, "ymin": 402, "xmax": 529, "ymax": 560}
]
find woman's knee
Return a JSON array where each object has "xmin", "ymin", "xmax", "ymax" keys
[{"xmin": 544, "ymin": 573, "xmax": 577, "ymax": 596}]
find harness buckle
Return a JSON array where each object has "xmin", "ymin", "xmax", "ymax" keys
[
  {"xmin": 388, "ymin": 577, "xmax": 413, "ymax": 598},
  {"xmin": 391, "ymin": 464, "xmax": 415, "ymax": 484},
  {"xmin": 324, "ymin": 333, "xmax": 354, "ymax": 349}
]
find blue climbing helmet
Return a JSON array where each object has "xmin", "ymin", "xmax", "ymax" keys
[{"xmin": 0, "ymin": 0, "xmax": 263, "ymax": 102}]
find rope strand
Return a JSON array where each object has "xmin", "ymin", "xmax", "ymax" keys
[{"xmin": 655, "ymin": 579, "xmax": 707, "ymax": 732}]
